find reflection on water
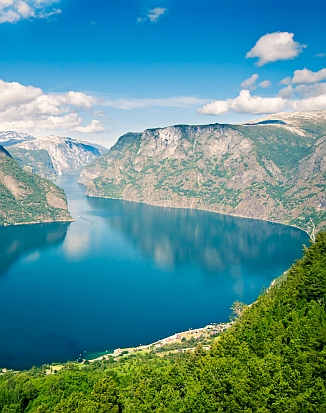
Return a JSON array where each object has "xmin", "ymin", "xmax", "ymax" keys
[
  {"xmin": 86, "ymin": 196, "xmax": 305, "ymax": 275},
  {"xmin": 0, "ymin": 177, "xmax": 309, "ymax": 370},
  {"xmin": 0, "ymin": 223, "xmax": 70, "ymax": 276}
]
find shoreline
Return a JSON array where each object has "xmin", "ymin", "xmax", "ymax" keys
[
  {"xmin": 86, "ymin": 322, "xmax": 233, "ymax": 363},
  {"xmin": 1, "ymin": 217, "xmax": 74, "ymax": 228},
  {"xmin": 1, "ymin": 271, "xmax": 285, "ymax": 372},
  {"xmin": 0, "ymin": 322, "xmax": 232, "ymax": 373},
  {"xmin": 83, "ymin": 191, "xmax": 312, "ymax": 239}
]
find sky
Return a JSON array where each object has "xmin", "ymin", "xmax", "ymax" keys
[{"xmin": 0, "ymin": 0, "xmax": 325, "ymax": 147}]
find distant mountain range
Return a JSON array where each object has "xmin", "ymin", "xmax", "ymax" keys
[
  {"xmin": 79, "ymin": 109, "xmax": 326, "ymax": 235},
  {"xmin": 0, "ymin": 132, "xmax": 108, "ymax": 178},
  {"xmin": 0, "ymin": 145, "xmax": 72, "ymax": 226}
]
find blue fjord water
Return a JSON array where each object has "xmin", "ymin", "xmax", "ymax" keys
[{"xmin": 0, "ymin": 176, "xmax": 309, "ymax": 370}]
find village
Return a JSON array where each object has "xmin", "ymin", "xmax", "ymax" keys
[{"xmin": 88, "ymin": 321, "xmax": 233, "ymax": 362}]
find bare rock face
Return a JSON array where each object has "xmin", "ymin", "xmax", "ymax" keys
[
  {"xmin": 0, "ymin": 145, "xmax": 72, "ymax": 226},
  {"xmin": 79, "ymin": 110, "xmax": 326, "ymax": 235},
  {"xmin": 3, "ymin": 133, "xmax": 108, "ymax": 178},
  {"xmin": 0, "ymin": 131, "xmax": 35, "ymax": 147}
]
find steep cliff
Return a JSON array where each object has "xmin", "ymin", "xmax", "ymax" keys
[
  {"xmin": 79, "ymin": 110, "xmax": 326, "ymax": 234},
  {"xmin": 0, "ymin": 145, "xmax": 72, "ymax": 226},
  {"xmin": 7, "ymin": 147, "xmax": 56, "ymax": 178},
  {"xmin": 3, "ymin": 133, "xmax": 108, "ymax": 178}
]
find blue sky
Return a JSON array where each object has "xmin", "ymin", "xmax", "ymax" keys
[{"xmin": 0, "ymin": 0, "xmax": 325, "ymax": 146}]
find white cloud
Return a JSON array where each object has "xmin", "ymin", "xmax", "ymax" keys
[
  {"xmin": 0, "ymin": 79, "xmax": 105, "ymax": 134},
  {"xmin": 197, "ymin": 100, "xmax": 229, "ymax": 115},
  {"xmin": 138, "ymin": 7, "xmax": 167, "ymax": 23},
  {"xmin": 291, "ymin": 68, "xmax": 326, "ymax": 84},
  {"xmin": 246, "ymin": 32, "xmax": 306, "ymax": 66},
  {"xmin": 277, "ymin": 85, "xmax": 295, "ymax": 99},
  {"xmin": 104, "ymin": 96, "xmax": 209, "ymax": 110},
  {"xmin": 198, "ymin": 78, "xmax": 326, "ymax": 117},
  {"xmin": 0, "ymin": 0, "xmax": 61, "ymax": 23},
  {"xmin": 259, "ymin": 80, "xmax": 271, "ymax": 88},
  {"xmin": 294, "ymin": 82, "xmax": 326, "ymax": 98},
  {"xmin": 240, "ymin": 74, "xmax": 258, "ymax": 89},
  {"xmin": 0, "ymin": 113, "xmax": 82, "ymax": 133},
  {"xmin": 147, "ymin": 7, "xmax": 166, "ymax": 22},
  {"xmin": 0, "ymin": 79, "xmax": 42, "ymax": 110},
  {"xmin": 289, "ymin": 94, "xmax": 326, "ymax": 111},
  {"xmin": 315, "ymin": 53, "xmax": 326, "ymax": 58},
  {"xmin": 197, "ymin": 90, "xmax": 287, "ymax": 116},
  {"xmin": 73, "ymin": 120, "xmax": 106, "ymax": 133},
  {"xmin": 280, "ymin": 76, "xmax": 292, "ymax": 85},
  {"xmin": 281, "ymin": 68, "xmax": 326, "ymax": 85},
  {"xmin": 277, "ymin": 82, "xmax": 326, "ymax": 105}
]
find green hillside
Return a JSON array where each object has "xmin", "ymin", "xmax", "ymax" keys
[
  {"xmin": 7, "ymin": 147, "xmax": 56, "ymax": 179},
  {"xmin": 1, "ymin": 232, "xmax": 325, "ymax": 412},
  {"xmin": 80, "ymin": 112, "xmax": 326, "ymax": 235},
  {"xmin": 0, "ymin": 145, "xmax": 72, "ymax": 226}
]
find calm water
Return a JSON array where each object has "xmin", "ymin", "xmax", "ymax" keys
[{"xmin": 0, "ymin": 176, "xmax": 309, "ymax": 370}]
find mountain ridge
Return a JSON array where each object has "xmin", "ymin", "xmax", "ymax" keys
[
  {"xmin": 79, "ymin": 110, "xmax": 326, "ymax": 235},
  {"xmin": 1, "ymin": 132, "xmax": 108, "ymax": 178}
]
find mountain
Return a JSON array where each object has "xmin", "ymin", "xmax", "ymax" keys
[
  {"xmin": 0, "ymin": 145, "xmax": 72, "ymax": 226},
  {"xmin": 244, "ymin": 109, "xmax": 326, "ymax": 137},
  {"xmin": 7, "ymin": 147, "xmax": 57, "ymax": 179},
  {"xmin": 79, "ymin": 110, "xmax": 326, "ymax": 235},
  {"xmin": 0, "ymin": 131, "xmax": 35, "ymax": 146},
  {"xmin": 3, "ymin": 133, "xmax": 108, "ymax": 178}
]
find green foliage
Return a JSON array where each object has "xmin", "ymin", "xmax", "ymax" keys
[
  {"xmin": 82, "ymin": 124, "xmax": 326, "ymax": 233},
  {"xmin": 7, "ymin": 148, "xmax": 56, "ymax": 179},
  {"xmin": 0, "ymin": 151, "xmax": 71, "ymax": 226},
  {"xmin": 235, "ymin": 125, "xmax": 314, "ymax": 172}
]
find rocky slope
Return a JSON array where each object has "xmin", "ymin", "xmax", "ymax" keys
[
  {"xmin": 0, "ymin": 131, "xmax": 35, "ymax": 146},
  {"xmin": 0, "ymin": 145, "xmax": 72, "ymax": 226},
  {"xmin": 79, "ymin": 110, "xmax": 326, "ymax": 235},
  {"xmin": 2, "ymin": 133, "xmax": 108, "ymax": 178},
  {"xmin": 245, "ymin": 109, "xmax": 326, "ymax": 138},
  {"xmin": 7, "ymin": 147, "xmax": 56, "ymax": 179}
]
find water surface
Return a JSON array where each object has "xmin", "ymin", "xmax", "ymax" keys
[{"xmin": 0, "ymin": 176, "xmax": 309, "ymax": 369}]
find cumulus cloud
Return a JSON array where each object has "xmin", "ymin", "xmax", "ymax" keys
[
  {"xmin": 197, "ymin": 90, "xmax": 287, "ymax": 116},
  {"xmin": 277, "ymin": 82, "xmax": 326, "ymax": 110},
  {"xmin": 259, "ymin": 80, "xmax": 271, "ymax": 88},
  {"xmin": 240, "ymin": 74, "xmax": 258, "ymax": 89},
  {"xmin": 0, "ymin": 0, "xmax": 61, "ymax": 23},
  {"xmin": 0, "ymin": 79, "xmax": 42, "ymax": 110},
  {"xmin": 291, "ymin": 67, "xmax": 326, "ymax": 84},
  {"xmin": 289, "ymin": 94, "xmax": 326, "ymax": 111},
  {"xmin": 198, "ymin": 78, "xmax": 326, "ymax": 117},
  {"xmin": 0, "ymin": 79, "xmax": 105, "ymax": 133},
  {"xmin": 104, "ymin": 96, "xmax": 208, "ymax": 110},
  {"xmin": 294, "ymin": 82, "xmax": 326, "ymax": 98},
  {"xmin": 137, "ymin": 7, "xmax": 167, "ymax": 23},
  {"xmin": 74, "ymin": 120, "xmax": 106, "ymax": 133},
  {"xmin": 277, "ymin": 85, "xmax": 295, "ymax": 99},
  {"xmin": 246, "ymin": 32, "xmax": 306, "ymax": 66},
  {"xmin": 280, "ymin": 76, "xmax": 292, "ymax": 85}
]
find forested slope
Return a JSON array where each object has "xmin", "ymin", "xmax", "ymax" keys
[
  {"xmin": 0, "ymin": 232, "xmax": 325, "ymax": 412},
  {"xmin": 0, "ymin": 145, "xmax": 72, "ymax": 226}
]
